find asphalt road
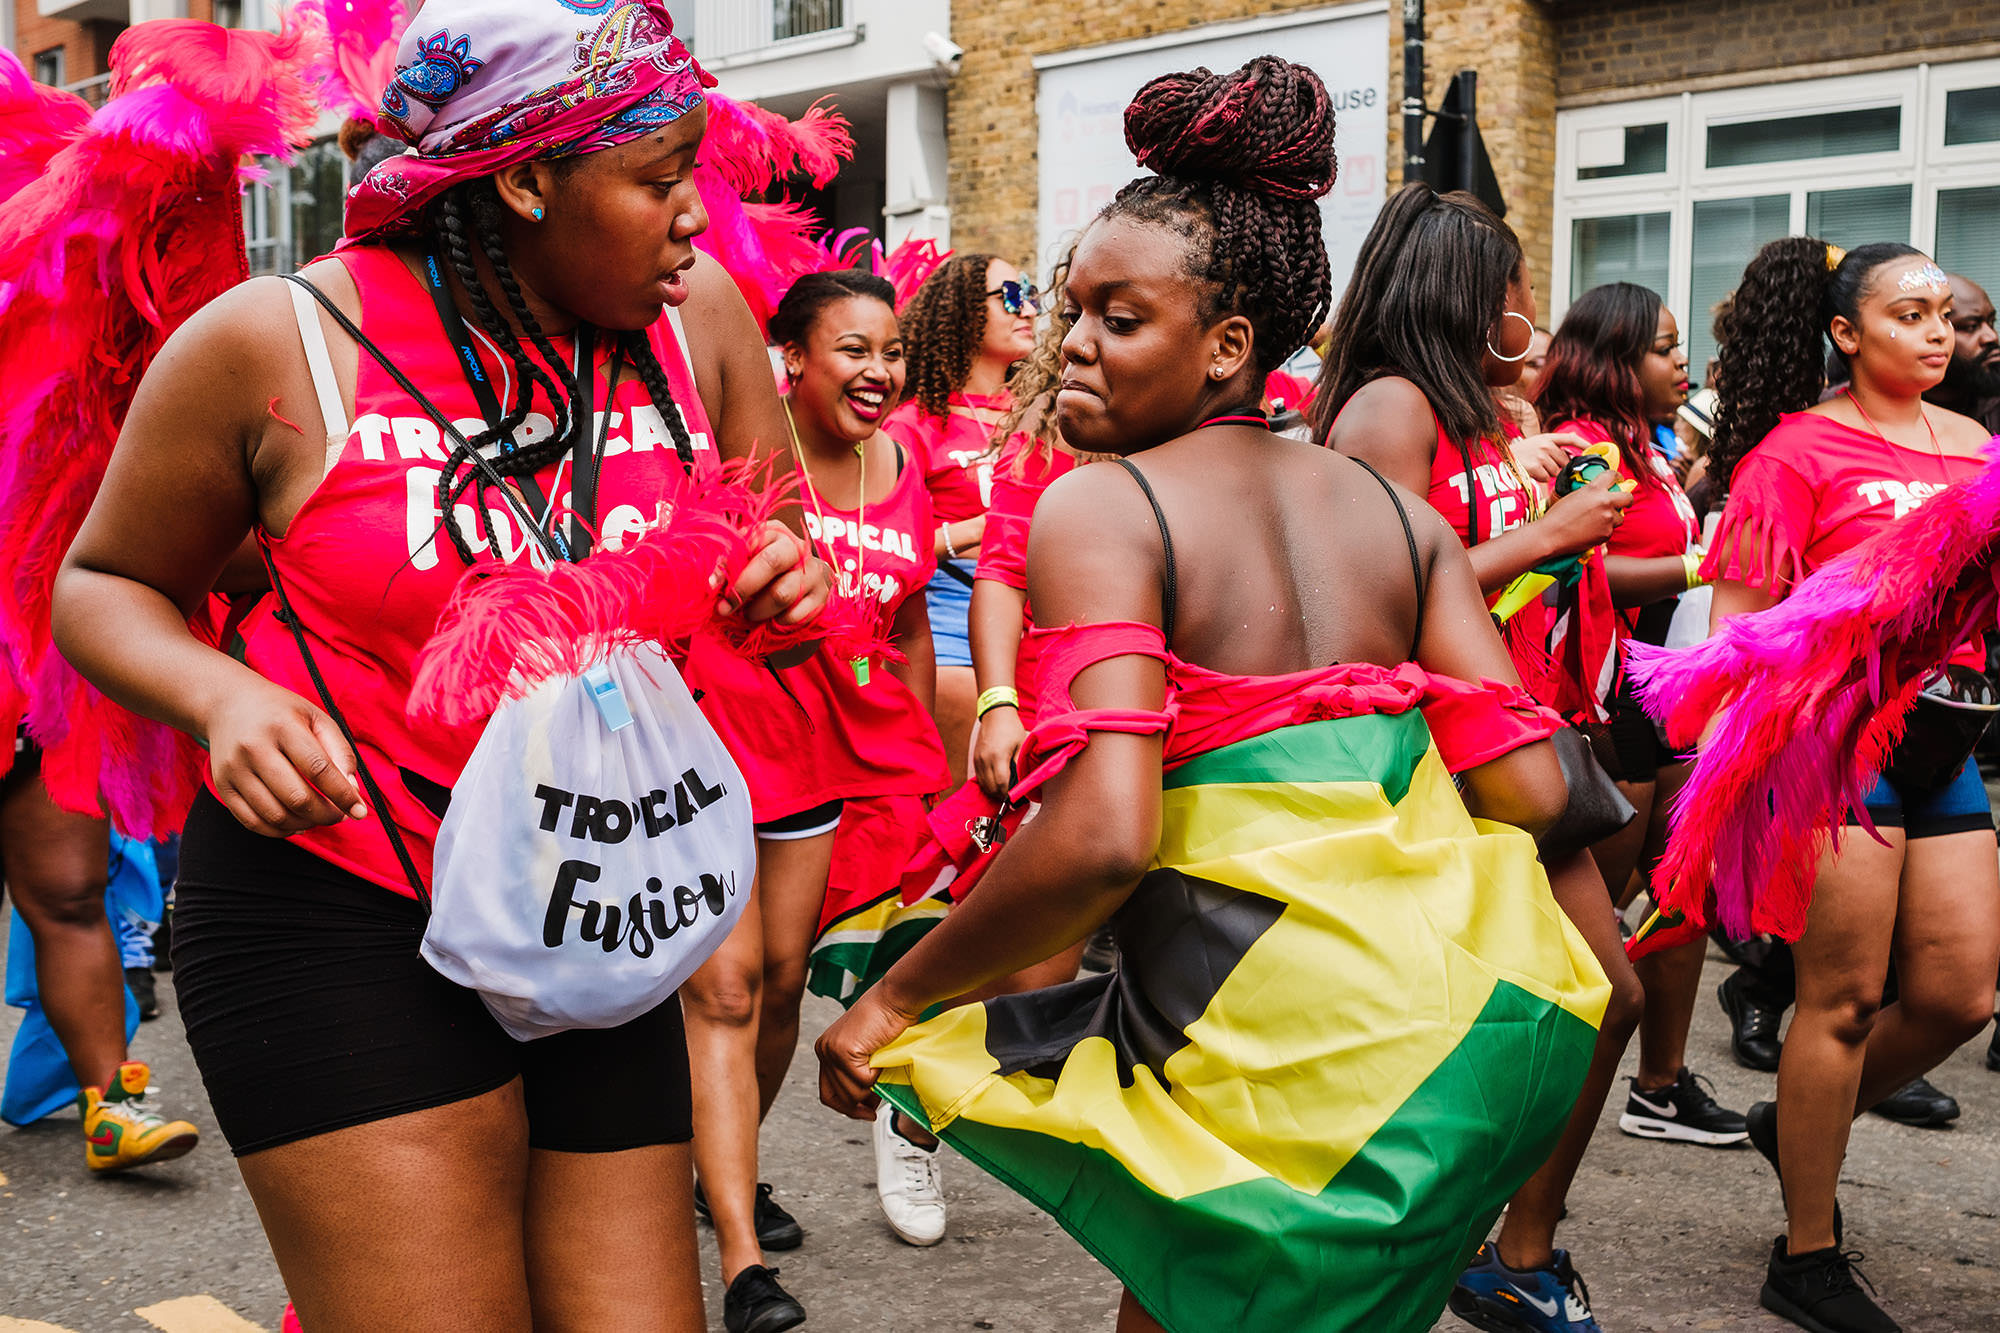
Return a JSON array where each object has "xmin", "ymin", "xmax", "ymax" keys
[{"xmin": 3, "ymin": 922, "xmax": 1997, "ymax": 1332}]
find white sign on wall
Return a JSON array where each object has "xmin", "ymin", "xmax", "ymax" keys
[{"xmin": 1032, "ymin": 3, "xmax": 1390, "ymax": 304}]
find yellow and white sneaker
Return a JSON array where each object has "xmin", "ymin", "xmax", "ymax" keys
[{"xmin": 79, "ymin": 1061, "xmax": 198, "ymax": 1173}]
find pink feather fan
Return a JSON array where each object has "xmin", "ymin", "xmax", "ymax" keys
[
  {"xmin": 408, "ymin": 461, "xmax": 896, "ymax": 728},
  {"xmin": 0, "ymin": 17, "xmax": 323, "ymax": 838},
  {"xmin": 1627, "ymin": 441, "xmax": 2000, "ymax": 941},
  {"xmin": 291, "ymin": 0, "xmax": 411, "ymax": 125}
]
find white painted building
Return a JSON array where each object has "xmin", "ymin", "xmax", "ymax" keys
[{"xmin": 675, "ymin": 0, "xmax": 955, "ymax": 248}]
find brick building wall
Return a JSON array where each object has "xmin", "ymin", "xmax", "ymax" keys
[
  {"xmin": 947, "ymin": 0, "xmax": 1564, "ymax": 291},
  {"xmin": 1552, "ymin": 0, "xmax": 2000, "ymax": 105}
]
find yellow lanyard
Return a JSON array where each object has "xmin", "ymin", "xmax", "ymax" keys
[{"xmin": 783, "ymin": 397, "xmax": 871, "ymax": 685}]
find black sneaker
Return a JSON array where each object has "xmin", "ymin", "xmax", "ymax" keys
[
  {"xmin": 1617, "ymin": 1067, "xmax": 1748, "ymax": 1146},
  {"xmin": 722, "ymin": 1264, "xmax": 806, "ymax": 1333},
  {"xmin": 1747, "ymin": 1101, "xmax": 1842, "ymax": 1245},
  {"xmin": 1868, "ymin": 1077, "xmax": 1959, "ymax": 1128},
  {"xmin": 124, "ymin": 967, "xmax": 160, "ymax": 1021},
  {"xmin": 1986, "ymin": 1025, "xmax": 1998, "ymax": 1073},
  {"xmin": 695, "ymin": 1181, "xmax": 804, "ymax": 1252},
  {"xmin": 1718, "ymin": 969, "xmax": 1784, "ymax": 1072},
  {"xmin": 1081, "ymin": 925, "xmax": 1117, "ymax": 974},
  {"xmin": 1760, "ymin": 1238, "xmax": 1899, "ymax": 1333}
]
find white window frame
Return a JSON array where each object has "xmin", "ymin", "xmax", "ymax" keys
[{"xmin": 1553, "ymin": 58, "xmax": 2000, "ymax": 364}]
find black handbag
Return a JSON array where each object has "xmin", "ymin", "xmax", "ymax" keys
[
  {"xmin": 1881, "ymin": 664, "xmax": 2000, "ymax": 794},
  {"xmin": 1537, "ymin": 726, "xmax": 1637, "ymax": 863}
]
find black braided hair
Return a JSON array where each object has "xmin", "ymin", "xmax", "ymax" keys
[
  {"xmin": 424, "ymin": 178, "xmax": 698, "ymax": 563},
  {"xmin": 1708, "ymin": 237, "xmax": 1921, "ymax": 489},
  {"xmin": 1106, "ymin": 56, "xmax": 1337, "ymax": 378}
]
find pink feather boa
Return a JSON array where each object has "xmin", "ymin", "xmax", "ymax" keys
[
  {"xmin": 408, "ymin": 461, "xmax": 894, "ymax": 726},
  {"xmin": 1627, "ymin": 439, "xmax": 2000, "ymax": 940}
]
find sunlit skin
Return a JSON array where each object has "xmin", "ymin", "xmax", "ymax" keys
[
  {"xmin": 1710, "ymin": 253, "xmax": 1999, "ymax": 1259},
  {"xmin": 820, "ymin": 208, "xmax": 1569, "ymax": 1333},
  {"xmin": 48, "ymin": 103, "xmax": 831, "ymax": 1332}
]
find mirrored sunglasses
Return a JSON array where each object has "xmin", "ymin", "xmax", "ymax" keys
[{"xmin": 987, "ymin": 279, "xmax": 1041, "ymax": 316}]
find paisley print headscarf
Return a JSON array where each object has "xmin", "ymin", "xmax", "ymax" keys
[{"xmin": 344, "ymin": 0, "xmax": 712, "ymax": 240}]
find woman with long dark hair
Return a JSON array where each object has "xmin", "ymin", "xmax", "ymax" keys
[
  {"xmin": 1699, "ymin": 239, "xmax": 1998, "ymax": 1333},
  {"xmin": 819, "ymin": 57, "xmax": 1606, "ymax": 1333},
  {"xmin": 886, "ymin": 253, "xmax": 1039, "ymax": 786},
  {"xmin": 1535, "ymin": 283, "xmax": 1749, "ymax": 1150},
  {"xmin": 1312, "ymin": 183, "xmax": 1642, "ymax": 1333},
  {"xmin": 50, "ymin": 3, "xmax": 830, "ymax": 1324}
]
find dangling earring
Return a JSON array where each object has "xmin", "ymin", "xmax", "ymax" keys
[
  {"xmin": 1486, "ymin": 310, "xmax": 1535, "ymax": 363},
  {"xmin": 531, "ymin": 206, "xmax": 546, "ymax": 222}
]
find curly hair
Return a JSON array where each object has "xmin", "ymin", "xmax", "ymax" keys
[
  {"xmin": 1308, "ymin": 182, "xmax": 1521, "ymax": 449},
  {"xmin": 1534, "ymin": 282, "xmax": 1664, "ymax": 476},
  {"xmin": 1708, "ymin": 238, "xmax": 1921, "ymax": 488},
  {"xmin": 768, "ymin": 268, "xmax": 897, "ymax": 349},
  {"xmin": 898, "ymin": 252, "xmax": 1000, "ymax": 420},
  {"xmin": 1105, "ymin": 56, "xmax": 1337, "ymax": 381}
]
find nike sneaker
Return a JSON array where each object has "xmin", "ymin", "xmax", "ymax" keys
[
  {"xmin": 1617, "ymin": 1067, "xmax": 1749, "ymax": 1146},
  {"xmin": 1448, "ymin": 1242, "xmax": 1602, "ymax": 1332},
  {"xmin": 1760, "ymin": 1238, "xmax": 1900, "ymax": 1333},
  {"xmin": 79, "ymin": 1061, "xmax": 198, "ymax": 1174}
]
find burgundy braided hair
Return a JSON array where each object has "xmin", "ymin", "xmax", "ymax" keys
[{"xmin": 1110, "ymin": 56, "xmax": 1337, "ymax": 375}]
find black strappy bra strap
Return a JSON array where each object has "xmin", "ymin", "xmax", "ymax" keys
[
  {"xmin": 1351, "ymin": 457, "xmax": 1428, "ymax": 656},
  {"xmin": 1113, "ymin": 457, "xmax": 1177, "ymax": 643}
]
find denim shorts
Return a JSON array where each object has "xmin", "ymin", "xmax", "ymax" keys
[
  {"xmin": 1846, "ymin": 760, "xmax": 1995, "ymax": 839},
  {"xmin": 926, "ymin": 561, "xmax": 975, "ymax": 667}
]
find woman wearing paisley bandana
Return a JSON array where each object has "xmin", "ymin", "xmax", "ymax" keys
[{"xmin": 53, "ymin": 1, "xmax": 831, "ymax": 1326}]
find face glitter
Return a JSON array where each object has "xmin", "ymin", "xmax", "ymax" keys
[{"xmin": 1896, "ymin": 262, "xmax": 1950, "ymax": 295}]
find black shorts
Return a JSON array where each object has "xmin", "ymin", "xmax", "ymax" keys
[
  {"xmin": 1599, "ymin": 695, "xmax": 1681, "ymax": 785},
  {"xmin": 172, "ymin": 790, "xmax": 693, "ymax": 1157},
  {"xmin": 753, "ymin": 797, "xmax": 843, "ymax": 841}
]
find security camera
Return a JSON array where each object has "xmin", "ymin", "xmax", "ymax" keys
[{"xmin": 923, "ymin": 31, "xmax": 963, "ymax": 76}]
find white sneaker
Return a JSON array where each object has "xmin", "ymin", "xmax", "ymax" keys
[{"xmin": 873, "ymin": 1100, "xmax": 946, "ymax": 1246}]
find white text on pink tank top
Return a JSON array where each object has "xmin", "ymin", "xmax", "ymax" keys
[{"xmin": 801, "ymin": 510, "xmax": 917, "ymax": 607}]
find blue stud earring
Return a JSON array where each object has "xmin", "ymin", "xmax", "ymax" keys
[{"xmin": 531, "ymin": 206, "xmax": 546, "ymax": 221}]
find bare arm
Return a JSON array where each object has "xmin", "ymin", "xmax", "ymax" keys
[
  {"xmin": 968, "ymin": 577, "xmax": 1030, "ymax": 797},
  {"xmin": 1603, "ymin": 553, "xmax": 1695, "ymax": 609},
  {"xmin": 886, "ymin": 591, "xmax": 936, "ymax": 717},
  {"xmin": 1407, "ymin": 512, "xmax": 1569, "ymax": 839}
]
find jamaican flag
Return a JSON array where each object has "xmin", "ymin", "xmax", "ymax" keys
[{"xmin": 872, "ymin": 707, "xmax": 1610, "ymax": 1333}]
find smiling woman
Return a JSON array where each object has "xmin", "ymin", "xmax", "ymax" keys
[{"xmin": 46, "ymin": 1, "xmax": 833, "ymax": 1328}]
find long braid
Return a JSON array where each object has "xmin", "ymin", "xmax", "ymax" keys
[
  {"xmin": 1109, "ymin": 57, "xmax": 1336, "ymax": 376},
  {"xmin": 619, "ymin": 329, "xmax": 699, "ymax": 471}
]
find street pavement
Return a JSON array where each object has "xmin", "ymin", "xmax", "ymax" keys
[{"xmin": 3, "ymin": 920, "xmax": 1997, "ymax": 1332}]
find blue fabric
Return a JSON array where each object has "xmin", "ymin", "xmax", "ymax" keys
[
  {"xmin": 2, "ymin": 834, "xmax": 159, "ymax": 1126},
  {"xmin": 1856, "ymin": 759, "xmax": 1994, "ymax": 838},
  {"xmin": 926, "ymin": 561, "xmax": 975, "ymax": 667}
]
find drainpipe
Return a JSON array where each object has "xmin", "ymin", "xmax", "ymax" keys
[{"xmin": 1401, "ymin": 0, "xmax": 1426, "ymax": 184}]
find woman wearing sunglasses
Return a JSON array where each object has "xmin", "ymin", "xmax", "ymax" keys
[{"xmin": 887, "ymin": 256, "xmax": 1041, "ymax": 785}]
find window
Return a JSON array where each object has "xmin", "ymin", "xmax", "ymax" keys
[
  {"xmin": 1576, "ymin": 123, "xmax": 1668, "ymax": 180},
  {"xmin": 288, "ymin": 139, "xmax": 348, "ymax": 269},
  {"xmin": 32, "ymin": 48, "xmax": 64, "ymax": 87},
  {"xmin": 1944, "ymin": 86, "xmax": 2000, "ymax": 146},
  {"xmin": 1706, "ymin": 105, "xmax": 1900, "ymax": 168},
  {"xmin": 1804, "ymin": 184, "xmax": 1913, "ymax": 251},
  {"xmin": 1689, "ymin": 195, "xmax": 1790, "ymax": 378},
  {"xmin": 773, "ymin": 0, "xmax": 843, "ymax": 41},
  {"xmin": 1571, "ymin": 214, "xmax": 1671, "ymax": 300},
  {"xmin": 1936, "ymin": 186, "xmax": 2000, "ymax": 299},
  {"xmin": 1555, "ymin": 60, "xmax": 2000, "ymax": 384}
]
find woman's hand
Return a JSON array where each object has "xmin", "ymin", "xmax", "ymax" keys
[
  {"xmin": 972, "ymin": 705, "xmax": 1026, "ymax": 799},
  {"xmin": 816, "ymin": 986, "xmax": 920, "ymax": 1120},
  {"xmin": 1537, "ymin": 471, "xmax": 1633, "ymax": 557},
  {"xmin": 1510, "ymin": 431, "xmax": 1589, "ymax": 485},
  {"xmin": 205, "ymin": 679, "xmax": 367, "ymax": 837},
  {"xmin": 722, "ymin": 522, "xmax": 833, "ymax": 626}
]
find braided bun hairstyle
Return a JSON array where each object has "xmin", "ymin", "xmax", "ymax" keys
[
  {"xmin": 1708, "ymin": 237, "xmax": 1921, "ymax": 488},
  {"xmin": 1108, "ymin": 56, "xmax": 1337, "ymax": 375}
]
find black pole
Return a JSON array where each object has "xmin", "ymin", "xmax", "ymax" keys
[
  {"xmin": 1402, "ymin": 0, "xmax": 1426, "ymax": 184},
  {"xmin": 1454, "ymin": 69, "xmax": 1478, "ymax": 194}
]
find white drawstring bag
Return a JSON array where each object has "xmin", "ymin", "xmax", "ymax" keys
[{"xmin": 422, "ymin": 642, "xmax": 755, "ymax": 1040}]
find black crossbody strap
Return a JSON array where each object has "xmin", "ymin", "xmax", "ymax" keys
[
  {"xmin": 259, "ymin": 540, "xmax": 431, "ymax": 907},
  {"xmin": 1352, "ymin": 457, "xmax": 1429, "ymax": 656},
  {"xmin": 1113, "ymin": 457, "xmax": 1177, "ymax": 644},
  {"xmin": 279, "ymin": 273, "xmax": 561, "ymax": 564}
]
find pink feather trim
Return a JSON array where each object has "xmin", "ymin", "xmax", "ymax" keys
[
  {"xmin": 1628, "ymin": 439, "xmax": 2000, "ymax": 940},
  {"xmin": 292, "ymin": 0, "xmax": 411, "ymax": 126},
  {"xmin": 409, "ymin": 463, "xmax": 894, "ymax": 726},
  {"xmin": 0, "ymin": 17, "xmax": 326, "ymax": 838}
]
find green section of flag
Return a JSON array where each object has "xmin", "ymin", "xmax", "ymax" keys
[
  {"xmin": 881, "ymin": 980, "xmax": 1591, "ymax": 1333},
  {"xmin": 1164, "ymin": 713, "xmax": 1430, "ymax": 805}
]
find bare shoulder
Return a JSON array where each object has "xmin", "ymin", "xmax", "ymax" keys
[
  {"xmin": 1327, "ymin": 375, "xmax": 1439, "ymax": 452},
  {"xmin": 1327, "ymin": 446, "xmax": 1455, "ymax": 561},
  {"xmin": 1930, "ymin": 402, "xmax": 1998, "ymax": 452}
]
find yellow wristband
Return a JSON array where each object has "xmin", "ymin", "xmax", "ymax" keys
[
  {"xmin": 976, "ymin": 686, "xmax": 1019, "ymax": 718},
  {"xmin": 1682, "ymin": 551, "xmax": 1707, "ymax": 591}
]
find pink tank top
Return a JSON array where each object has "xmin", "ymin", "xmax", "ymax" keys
[{"xmin": 241, "ymin": 245, "xmax": 718, "ymax": 898}]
